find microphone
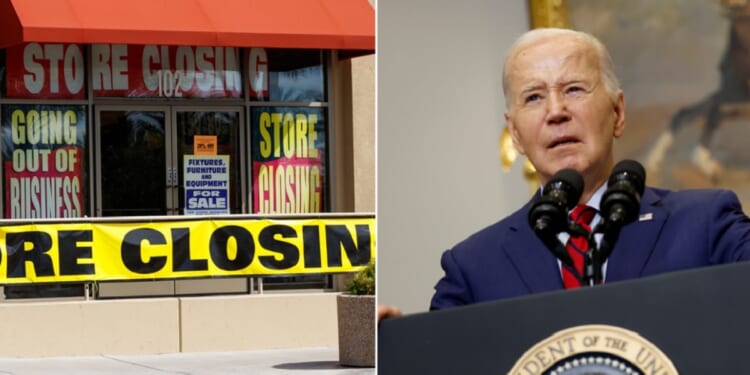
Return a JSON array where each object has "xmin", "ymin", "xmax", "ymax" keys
[
  {"xmin": 529, "ymin": 169, "xmax": 584, "ymax": 278},
  {"xmin": 528, "ymin": 168, "xmax": 584, "ymax": 237},
  {"xmin": 600, "ymin": 159, "xmax": 646, "ymax": 228},
  {"xmin": 590, "ymin": 159, "xmax": 646, "ymax": 284}
]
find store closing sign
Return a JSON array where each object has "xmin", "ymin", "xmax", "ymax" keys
[
  {"xmin": 90, "ymin": 44, "xmax": 242, "ymax": 98},
  {"xmin": 6, "ymin": 44, "xmax": 86, "ymax": 99},
  {"xmin": 252, "ymin": 107, "xmax": 324, "ymax": 214},
  {"xmin": 5, "ymin": 43, "xmax": 243, "ymax": 99},
  {"xmin": 0, "ymin": 216, "xmax": 375, "ymax": 284}
]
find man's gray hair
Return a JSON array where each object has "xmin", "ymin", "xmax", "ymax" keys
[{"xmin": 502, "ymin": 28, "xmax": 621, "ymax": 109}]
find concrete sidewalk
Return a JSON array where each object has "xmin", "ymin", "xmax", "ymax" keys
[{"xmin": 0, "ymin": 347, "xmax": 375, "ymax": 375}]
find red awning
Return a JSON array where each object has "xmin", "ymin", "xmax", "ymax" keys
[{"xmin": 0, "ymin": 0, "xmax": 374, "ymax": 51}]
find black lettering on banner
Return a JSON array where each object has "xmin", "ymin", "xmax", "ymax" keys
[
  {"xmin": 302, "ymin": 225, "xmax": 321, "ymax": 268},
  {"xmin": 209, "ymin": 225, "xmax": 254, "ymax": 271},
  {"xmin": 6, "ymin": 232, "xmax": 55, "ymax": 277},
  {"xmin": 121, "ymin": 229, "xmax": 168, "ymax": 274},
  {"xmin": 258, "ymin": 225, "xmax": 299, "ymax": 270},
  {"xmin": 171, "ymin": 228, "xmax": 208, "ymax": 271},
  {"xmin": 58, "ymin": 230, "xmax": 94, "ymax": 275},
  {"xmin": 325, "ymin": 224, "xmax": 372, "ymax": 267}
]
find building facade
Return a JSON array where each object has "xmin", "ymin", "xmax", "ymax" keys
[{"xmin": 0, "ymin": 1, "xmax": 375, "ymax": 298}]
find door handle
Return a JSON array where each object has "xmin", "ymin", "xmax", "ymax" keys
[{"xmin": 166, "ymin": 167, "xmax": 179, "ymax": 186}]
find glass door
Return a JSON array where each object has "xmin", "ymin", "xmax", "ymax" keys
[
  {"xmin": 96, "ymin": 106, "xmax": 243, "ymax": 217},
  {"xmin": 96, "ymin": 107, "xmax": 170, "ymax": 216},
  {"xmin": 173, "ymin": 108, "xmax": 243, "ymax": 215}
]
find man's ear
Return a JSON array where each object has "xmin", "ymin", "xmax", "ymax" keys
[
  {"xmin": 612, "ymin": 92, "xmax": 626, "ymax": 138},
  {"xmin": 505, "ymin": 113, "xmax": 526, "ymax": 155}
]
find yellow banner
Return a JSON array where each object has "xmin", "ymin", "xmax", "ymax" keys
[{"xmin": 0, "ymin": 216, "xmax": 375, "ymax": 284}]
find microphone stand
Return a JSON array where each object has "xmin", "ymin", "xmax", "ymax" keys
[
  {"xmin": 568, "ymin": 223, "xmax": 597, "ymax": 287},
  {"xmin": 535, "ymin": 218, "xmax": 625, "ymax": 288},
  {"xmin": 585, "ymin": 220, "xmax": 625, "ymax": 286},
  {"xmin": 532, "ymin": 223, "xmax": 577, "ymax": 273}
]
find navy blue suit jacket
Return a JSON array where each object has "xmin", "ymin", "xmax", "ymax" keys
[{"xmin": 430, "ymin": 187, "xmax": 750, "ymax": 310}]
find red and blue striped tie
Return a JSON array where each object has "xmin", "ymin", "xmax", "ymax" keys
[{"xmin": 563, "ymin": 204, "xmax": 596, "ymax": 289}]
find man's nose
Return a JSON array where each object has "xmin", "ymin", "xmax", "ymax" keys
[{"xmin": 546, "ymin": 92, "xmax": 570, "ymax": 124}]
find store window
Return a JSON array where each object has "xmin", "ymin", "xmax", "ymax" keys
[
  {"xmin": 4, "ymin": 43, "xmax": 86, "ymax": 100},
  {"xmin": 1, "ymin": 45, "xmax": 89, "ymax": 297},
  {"xmin": 0, "ymin": 43, "xmax": 338, "ymax": 296},
  {"xmin": 2, "ymin": 44, "xmax": 90, "ymax": 220},
  {"xmin": 91, "ymin": 45, "xmax": 242, "ymax": 99},
  {"xmin": 248, "ymin": 48, "xmax": 326, "ymax": 102},
  {"xmin": 248, "ymin": 49, "xmax": 329, "ymax": 214},
  {"xmin": 2, "ymin": 104, "xmax": 88, "ymax": 218},
  {"xmin": 250, "ymin": 106, "xmax": 326, "ymax": 214},
  {"xmin": 248, "ymin": 49, "xmax": 330, "ymax": 289}
]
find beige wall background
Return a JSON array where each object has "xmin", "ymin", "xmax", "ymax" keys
[
  {"xmin": 352, "ymin": 55, "xmax": 375, "ymax": 213},
  {"xmin": 378, "ymin": 1, "xmax": 532, "ymax": 314}
]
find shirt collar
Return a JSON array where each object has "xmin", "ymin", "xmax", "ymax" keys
[{"xmin": 586, "ymin": 182, "xmax": 607, "ymax": 211}]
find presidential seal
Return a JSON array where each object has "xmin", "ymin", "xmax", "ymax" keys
[{"xmin": 508, "ymin": 325, "xmax": 678, "ymax": 375}]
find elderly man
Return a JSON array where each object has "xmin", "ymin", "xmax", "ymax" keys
[{"xmin": 429, "ymin": 28, "xmax": 750, "ymax": 310}]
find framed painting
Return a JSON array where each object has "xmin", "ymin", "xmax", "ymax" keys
[{"xmin": 523, "ymin": 0, "xmax": 750, "ymax": 207}]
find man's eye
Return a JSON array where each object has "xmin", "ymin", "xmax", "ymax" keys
[
  {"xmin": 524, "ymin": 94, "xmax": 541, "ymax": 103},
  {"xmin": 566, "ymin": 86, "xmax": 584, "ymax": 93}
]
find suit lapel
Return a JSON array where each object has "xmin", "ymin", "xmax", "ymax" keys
[
  {"xmin": 605, "ymin": 187, "xmax": 667, "ymax": 282},
  {"xmin": 503, "ymin": 200, "xmax": 565, "ymax": 293}
]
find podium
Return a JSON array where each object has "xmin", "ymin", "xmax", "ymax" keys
[{"xmin": 378, "ymin": 262, "xmax": 750, "ymax": 374}]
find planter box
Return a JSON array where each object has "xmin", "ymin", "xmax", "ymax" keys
[{"xmin": 337, "ymin": 294, "xmax": 375, "ymax": 367}]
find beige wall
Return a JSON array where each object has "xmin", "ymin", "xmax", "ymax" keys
[
  {"xmin": 0, "ymin": 299, "xmax": 180, "ymax": 357},
  {"xmin": 181, "ymin": 294, "xmax": 338, "ymax": 352},
  {"xmin": 378, "ymin": 1, "xmax": 532, "ymax": 314},
  {"xmin": 352, "ymin": 54, "xmax": 376, "ymax": 213},
  {"xmin": 331, "ymin": 52, "xmax": 376, "ymax": 214},
  {"xmin": 0, "ymin": 293, "xmax": 338, "ymax": 357}
]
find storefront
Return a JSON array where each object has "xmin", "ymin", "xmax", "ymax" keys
[{"xmin": 0, "ymin": 0, "xmax": 375, "ymax": 298}]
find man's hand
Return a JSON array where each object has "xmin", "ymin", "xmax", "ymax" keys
[{"xmin": 378, "ymin": 305, "xmax": 403, "ymax": 323}]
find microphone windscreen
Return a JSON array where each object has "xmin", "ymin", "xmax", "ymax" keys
[
  {"xmin": 546, "ymin": 168, "xmax": 584, "ymax": 205},
  {"xmin": 609, "ymin": 159, "xmax": 645, "ymax": 195}
]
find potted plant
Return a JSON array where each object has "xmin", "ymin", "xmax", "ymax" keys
[{"xmin": 337, "ymin": 260, "xmax": 375, "ymax": 367}]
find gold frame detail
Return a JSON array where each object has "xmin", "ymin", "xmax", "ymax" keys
[{"xmin": 528, "ymin": 0, "xmax": 570, "ymax": 28}]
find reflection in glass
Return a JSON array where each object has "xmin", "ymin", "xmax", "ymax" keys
[
  {"xmin": 250, "ymin": 49, "xmax": 327, "ymax": 102},
  {"xmin": 272, "ymin": 65, "xmax": 325, "ymax": 102},
  {"xmin": 100, "ymin": 111, "xmax": 166, "ymax": 216}
]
